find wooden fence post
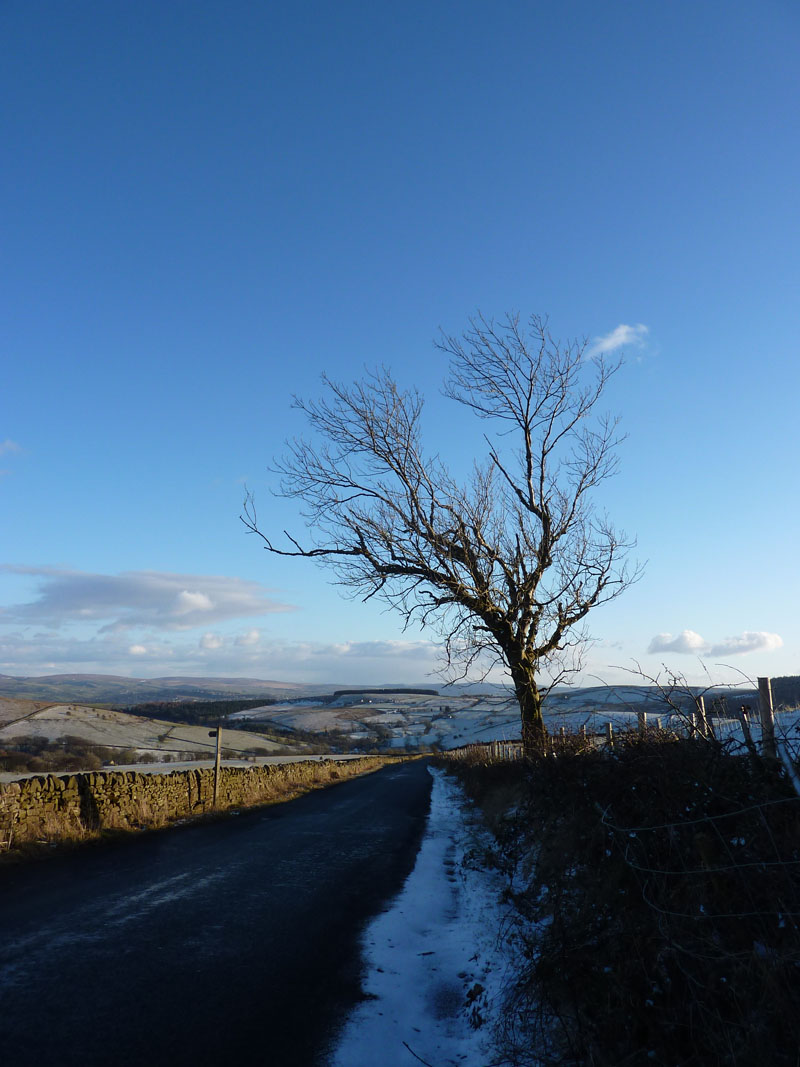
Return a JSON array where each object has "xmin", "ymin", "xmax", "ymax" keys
[
  {"xmin": 695, "ymin": 695, "xmax": 709, "ymax": 737},
  {"xmin": 637, "ymin": 711, "xmax": 647, "ymax": 734},
  {"xmin": 605, "ymin": 722, "xmax": 614, "ymax": 748},
  {"xmin": 758, "ymin": 677, "xmax": 777, "ymax": 759}
]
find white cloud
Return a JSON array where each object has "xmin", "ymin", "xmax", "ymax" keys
[
  {"xmin": 586, "ymin": 323, "xmax": 649, "ymax": 359},
  {"xmin": 337, "ymin": 640, "xmax": 436, "ymax": 659},
  {"xmin": 0, "ymin": 630, "xmax": 442, "ymax": 684},
  {"xmin": 176, "ymin": 591, "xmax": 214, "ymax": 615},
  {"xmin": 235, "ymin": 629, "xmax": 261, "ymax": 646},
  {"xmin": 648, "ymin": 629, "xmax": 783, "ymax": 657},
  {"xmin": 648, "ymin": 630, "xmax": 709, "ymax": 654},
  {"xmin": 0, "ymin": 439, "xmax": 21, "ymax": 456},
  {"xmin": 708, "ymin": 631, "xmax": 783, "ymax": 657},
  {"xmin": 0, "ymin": 566, "xmax": 295, "ymax": 631}
]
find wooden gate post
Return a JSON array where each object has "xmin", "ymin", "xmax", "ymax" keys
[{"xmin": 758, "ymin": 677, "xmax": 777, "ymax": 759}]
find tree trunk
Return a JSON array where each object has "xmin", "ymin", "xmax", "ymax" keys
[{"xmin": 509, "ymin": 660, "xmax": 546, "ymax": 755}]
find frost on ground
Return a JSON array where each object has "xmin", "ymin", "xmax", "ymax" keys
[{"xmin": 331, "ymin": 766, "xmax": 516, "ymax": 1067}]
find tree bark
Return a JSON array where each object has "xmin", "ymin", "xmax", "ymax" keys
[{"xmin": 509, "ymin": 658, "xmax": 546, "ymax": 755}]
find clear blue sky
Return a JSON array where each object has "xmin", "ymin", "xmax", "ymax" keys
[{"xmin": 2, "ymin": 0, "xmax": 798, "ymax": 688}]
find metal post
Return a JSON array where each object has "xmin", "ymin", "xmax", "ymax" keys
[{"xmin": 758, "ymin": 677, "xmax": 777, "ymax": 759}]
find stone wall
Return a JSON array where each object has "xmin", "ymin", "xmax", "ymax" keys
[{"xmin": 0, "ymin": 757, "xmax": 389, "ymax": 848}]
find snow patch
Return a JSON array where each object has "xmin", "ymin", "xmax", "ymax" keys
[{"xmin": 331, "ymin": 767, "xmax": 514, "ymax": 1066}]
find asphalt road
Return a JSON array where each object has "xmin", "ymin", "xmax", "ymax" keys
[{"xmin": 0, "ymin": 759, "xmax": 433, "ymax": 1067}]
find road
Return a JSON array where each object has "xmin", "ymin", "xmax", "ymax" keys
[{"xmin": 0, "ymin": 759, "xmax": 433, "ymax": 1067}]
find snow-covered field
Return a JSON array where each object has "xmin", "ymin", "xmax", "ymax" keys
[
  {"xmin": 0, "ymin": 702, "xmax": 289, "ymax": 759},
  {"xmin": 710, "ymin": 707, "xmax": 800, "ymax": 753},
  {"xmin": 233, "ymin": 693, "xmax": 523, "ymax": 749},
  {"xmin": 5, "ymin": 689, "xmax": 797, "ymax": 772},
  {"xmin": 331, "ymin": 766, "xmax": 519, "ymax": 1067},
  {"xmin": 230, "ymin": 687, "xmax": 695, "ymax": 750},
  {"xmin": 230, "ymin": 685, "xmax": 800, "ymax": 754}
]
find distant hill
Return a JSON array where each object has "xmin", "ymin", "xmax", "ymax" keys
[
  {"xmin": 0, "ymin": 673, "xmax": 326, "ymax": 704},
  {"xmin": 0, "ymin": 672, "xmax": 514, "ymax": 705},
  {"xmin": 769, "ymin": 675, "xmax": 800, "ymax": 710},
  {"xmin": 0, "ymin": 673, "xmax": 477, "ymax": 705}
]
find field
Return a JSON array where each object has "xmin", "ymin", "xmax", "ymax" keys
[
  {"xmin": 0, "ymin": 698, "xmax": 294, "ymax": 770},
  {"xmin": 227, "ymin": 683, "xmax": 800, "ymax": 753},
  {"xmin": 229, "ymin": 691, "xmax": 521, "ymax": 748},
  {"xmin": 3, "ymin": 681, "xmax": 799, "ymax": 777}
]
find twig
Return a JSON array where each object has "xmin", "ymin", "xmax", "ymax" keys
[{"xmin": 402, "ymin": 1041, "xmax": 436, "ymax": 1066}]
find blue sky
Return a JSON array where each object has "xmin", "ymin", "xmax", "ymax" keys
[{"xmin": 2, "ymin": 0, "xmax": 798, "ymax": 688}]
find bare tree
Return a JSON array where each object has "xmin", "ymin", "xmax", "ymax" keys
[{"xmin": 242, "ymin": 313, "xmax": 639, "ymax": 752}]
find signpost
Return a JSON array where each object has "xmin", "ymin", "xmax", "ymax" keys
[{"xmin": 208, "ymin": 723, "xmax": 222, "ymax": 807}]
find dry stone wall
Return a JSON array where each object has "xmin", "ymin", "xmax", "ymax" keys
[{"xmin": 0, "ymin": 758, "xmax": 388, "ymax": 848}]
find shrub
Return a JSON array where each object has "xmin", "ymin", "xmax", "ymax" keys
[{"xmin": 443, "ymin": 736, "xmax": 800, "ymax": 1066}]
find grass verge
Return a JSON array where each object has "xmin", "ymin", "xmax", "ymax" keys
[{"xmin": 439, "ymin": 733, "xmax": 800, "ymax": 1066}]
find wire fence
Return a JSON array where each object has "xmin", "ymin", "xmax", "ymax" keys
[{"xmin": 445, "ymin": 676, "xmax": 800, "ymax": 775}]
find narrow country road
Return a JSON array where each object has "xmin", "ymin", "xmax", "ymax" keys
[{"xmin": 0, "ymin": 760, "xmax": 433, "ymax": 1067}]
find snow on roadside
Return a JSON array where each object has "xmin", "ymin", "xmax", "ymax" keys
[{"xmin": 331, "ymin": 765, "xmax": 514, "ymax": 1067}]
